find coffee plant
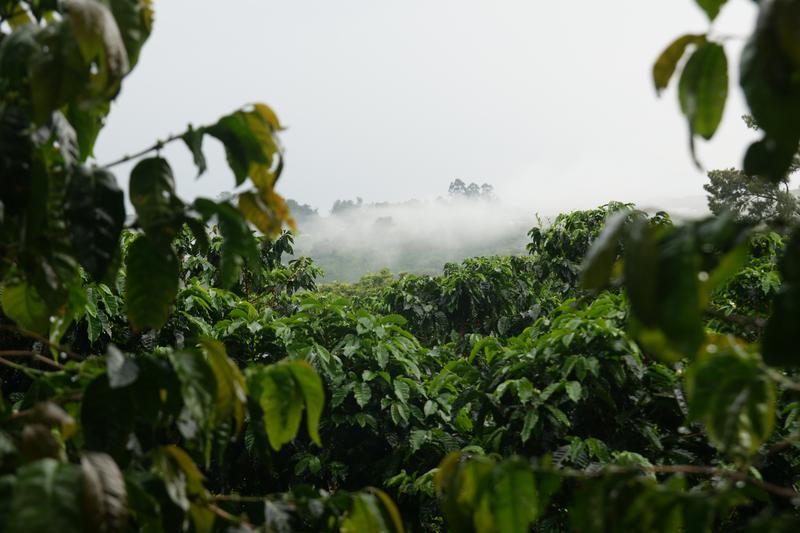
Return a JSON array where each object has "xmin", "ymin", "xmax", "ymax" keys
[{"xmin": 1, "ymin": 0, "xmax": 800, "ymax": 532}]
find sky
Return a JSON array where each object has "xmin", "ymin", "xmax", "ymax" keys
[{"xmin": 94, "ymin": 0, "xmax": 761, "ymax": 215}]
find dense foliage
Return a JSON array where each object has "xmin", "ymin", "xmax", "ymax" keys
[{"xmin": 2, "ymin": 0, "xmax": 800, "ymax": 532}]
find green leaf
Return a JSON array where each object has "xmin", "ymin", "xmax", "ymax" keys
[
  {"xmin": 129, "ymin": 157, "xmax": 184, "ymax": 240},
  {"xmin": 247, "ymin": 364, "xmax": 304, "ymax": 451},
  {"xmin": 124, "ymin": 234, "xmax": 179, "ymax": 331},
  {"xmin": 80, "ymin": 452, "xmax": 128, "ymax": 533},
  {"xmin": 565, "ymin": 381, "xmax": 582, "ymax": 403},
  {"xmin": 182, "ymin": 125, "xmax": 207, "ymax": 177},
  {"xmin": 763, "ymin": 229, "xmax": 800, "ymax": 366},
  {"xmin": 201, "ymin": 339, "xmax": 247, "ymax": 436},
  {"xmin": 490, "ymin": 459, "xmax": 539, "ymax": 533},
  {"xmin": 652, "ymin": 34, "xmax": 706, "ymax": 94},
  {"xmin": 193, "ymin": 199, "xmax": 260, "ymax": 288},
  {"xmin": 8, "ymin": 459, "xmax": 84, "ymax": 533},
  {"xmin": 106, "ymin": 345, "xmax": 139, "ymax": 389},
  {"xmin": 286, "ymin": 361, "xmax": 324, "ymax": 446},
  {"xmin": 168, "ymin": 350, "xmax": 217, "ymax": 444},
  {"xmin": 1, "ymin": 280, "xmax": 50, "ymax": 334},
  {"xmin": 695, "ymin": 0, "xmax": 728, "ymax": 21},
  {"xmin": 65, "ymin": 165, "xmax": 125, "ymax": 280},
  {"xmin": 740, "ymin": 0, "xmax": 800, "ymax": 181},
  {"xmin": 678, "ymin": 42, "xmax": 728, "ymax": 143},
  {"xmin": 206, "ymin": 111, "xmax": 269, "ymax": 186},
  {"xmin": 81, "ymin": 374, "xmax": 135, "ymax": 465},
  {"xmin": 341, "ymin": 492, "xmax": 400, "ymax": 533},
  {"xmin": 107, "ymin": 0, "xmax": 153, "ymax": 68},
  {"xmin": 521, "ymin": 410, "xmax": 538, "ymax": 444},
  {"xmin": 684, "ymin": 340, "xmax": 776, "ymax": 458},
  {"xmin": 66, "ymin": 0, "xmax": 130, "ymax": 87},
  {"xmin": 580, "ymin": 211, "xmax": 628, "ymax": 289},
  {"xmin": 354, "ymin": 382, "xmax": 372, "ymax": 408}
]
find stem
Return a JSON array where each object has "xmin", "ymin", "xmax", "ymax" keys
[
  {"xmin": 0, "ymin": 356, "xmax": 46, "ymax": 377},
  {"xmin": 205, "ymin": 503, "xmax": 255, "ymax": 528},
  {"xmin": 533, "ymin": 463, "xmax": 797, "ymax": 501},
  {"xmin": 101, "ymin": 132, "xmax": 185, "ymax": 169},
  {"xmin": 0, "ymin": 350, "xmax": 65, "ymax": 370},
  {"xmin": 0, "ymin": 324, "xmax": 82, "ymax": 361}
]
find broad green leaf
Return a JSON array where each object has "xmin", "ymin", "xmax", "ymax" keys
[
  {"xmin": 151, "ymin": 445, "xmax": 206, "ymax": 512},
  {"xmin": 286, "ymin": 361, "xmax": 324, "ymax": 446},
  {"xmin": 521, "ymin": 410, "xmax": 538, "ymax": 444},
  {"xmin": 107, "ymin": 0, "xmax": 153, "ymax": 68},
  {"xmin": 763, "ymin": 229, "xmax": 800, "ymax": 366},
  {"xmin": 247, "ymin": 364, "xmax": 304, "ymax": 451},
  {"xmin": 580, "ymin": 211, "xmax": 628, "ymax": 289},
  {"xmin": 125, "ymin": 234, "xmax": 179, "ymax": 331},
  {"xmin": 565, "ymin": 381, "xmax": 582, "ymax": 403},
  {"xmin": 354, "ymin": 381, "xmax": 372, "ymax": 408},
  {"xmin": 1, "ymin": 280, "xmax": 50, "ymax": 334},
  {"xmin": 678, "ymin": 42, "xmax": 728, "ymax": 142},
  {"xmin": 201, "ymin": 339, "xmax": 247, "ymax": 435},
  {"xmin": 80, "ymin": 452, "xmax": 128, "ymax": 533},
  {"xmin": 65, "ymin": 165, "xmax": 125, "ymax": 280},
  {"xmin": 695, "ymin": 0, "xmax": 728, "ymax": 21},
  {"xmin": 168, "ymin": 350, "xmax": 216, "ymax": 444},
  {"xmin": 129, "ymin": 157, "xmax": 183, "ymax": 239},
  {"xmin": 206, "ymin": 111, "xmax": 268, "ymax": 186},
  {"xmin": 741, "ymin": 0, "xmax": 800, "ymax": 181},
  {"xmin": 106, "ymin": 345, "xmax": 139, "ymax": 389},
  {"xmin": 490, "ymin": 459, "xmax": 539, "ymax": 533},
  {"xmin": 66, "ymin": 0, "xmax": 129, "ymax": 88},
  {"xmin": 341, "ymin": 492, "xmax": 398, "ymax": 533},
  {"xmin": 193, "ymin": 198, "xmax": 260, "ymax": 288},
  {"xmin": 652, "ymin": 34, "xmax": 706, "ymax": 94},
  {"xmin": 81, "ymin": 374, "xmax": 135, "ymax": 465},
  {"xmin": 684, "ymin": 340, "xmax": 776, "ymax": 458},
  {"xmin": 182, "ymin": 125, "xmax": 207, "ymax": 176},
  {"xmin": 8, "ymin": 459, "xmax": 84, "ymax": 533}
]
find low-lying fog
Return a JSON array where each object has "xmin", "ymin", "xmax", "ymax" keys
[{"xmin": 288, "ymin": 192, "xmax": 710, "ymax": 282}]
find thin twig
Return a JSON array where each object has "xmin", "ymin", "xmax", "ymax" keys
[
  {"xmin": 211, "ymin": 494, "xmax": 269, "ymax": 503},
  {"xmin": 101, "ymin": 132, "xmax": 184, "ymax": 169},
  {"xmin": 645, "ymin": 465, "xmax": 797, "ymax": 500},
  {"xmin": 0, "ymin": 324, "xmax": 82, "ymax": 361},
  {"xmin": 0, "ymin": 350, "xmax": 66, "ymax": 370},
  {"xmin": 0, "ymin": 356, "xmax": 46, "ymax": 376},
  {"xmin": 536, "ymin": 463, "xmax": 798, "ymax": 501},
  {"xmin": 206, "ymin": 503, "xmax": 255, "ymax": 529}
]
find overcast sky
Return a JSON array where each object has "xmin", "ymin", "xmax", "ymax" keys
[{"xmin": 94, "ymin": 0, "xmax": 761, "ymax": 214}]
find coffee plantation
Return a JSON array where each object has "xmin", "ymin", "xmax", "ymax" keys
[{"xmin": 2, "ymin": 0, "xmax": 800, "ymax": 531}]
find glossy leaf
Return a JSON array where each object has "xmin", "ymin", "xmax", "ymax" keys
[
  {"xmin": 65, "ymin": 165, "xmax": 125, "ymax": 280},
  {"xmin": 695, "ymin": 0, "xmax": 728, "ymax": 21},
  {"xmin": 652, "ymin": 34, "xmax": 706, "ymax": 94},
  {"xmin": 684, "ymin": 340, "xmax": 776, "ymax": 458},
  {"xmin": 124, "ymin": 234, "xmax": 179, "ymax": 331},
  {"xmin": 80, "ymin": 452, "xmax": 128, "ymax": 533},
  {"xmin": 7, "ymin": 459, "xmax": 84, "ymax": 533},
  {"xmin": 678, "ymin": 42, "xmax": 728, "ymax": 142},
  {"xmin": 129, "ymin": 157, "xmax": 183, "ymax": 240},
  {"xmin": 1, "ymin": 280, "xmax": 50, "ymax": 334}
]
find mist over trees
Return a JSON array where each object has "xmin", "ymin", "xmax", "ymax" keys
[{"xmin": 286, "ymin": 182, "xmax": 532, "ymax": 282}]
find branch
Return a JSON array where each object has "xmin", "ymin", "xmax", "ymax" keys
[
  {"xmin": 101, "ymin": 132, "xmax": 185, "ymax": 169},
  {"xmin": 0, "ymin": 350, "xmax": 65, "ymax": 370},
  {"xmin": 0, "ymin": 356, "xmax": 47, "ymax": 376},
  {"xmin": 0, "ymin": 324, "xmax": 82, "ymax": 361},
  {"xmin": 205, "ymin": 503, "xmax": 255, "ymax": 529}
]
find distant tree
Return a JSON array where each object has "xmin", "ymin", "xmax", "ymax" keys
[
  {"xmin": 330, "ymin": 197, "xmax": 363, "ymax": 215},
  {"xmin": 448, "ymin": 179, "xmax": 494, "ymax": 201},
  {"xmin": 448, "ymin": 179, "xmax": 467, "ymax": 197},
  {"xmin": 286, "ymin": 199, "xmax": 318, "ymax": 222},
  {"xmin": 704, "ymin": 168, "xmax": 800, "ymax": 223}
]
